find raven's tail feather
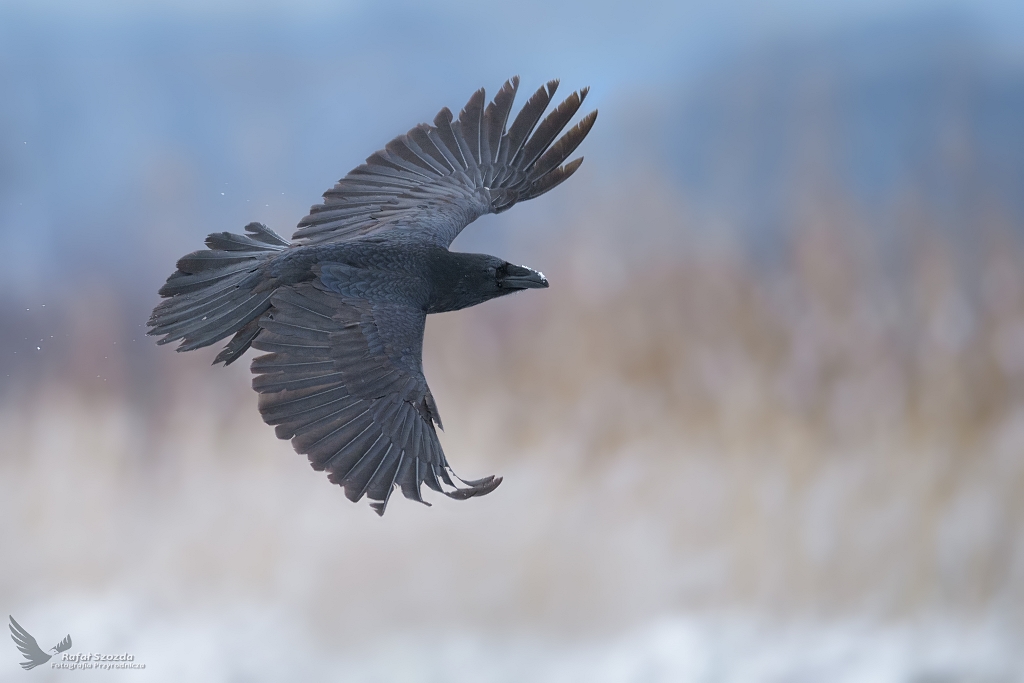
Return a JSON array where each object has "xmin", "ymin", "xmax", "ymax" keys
[{"xmin": 148, "ymin": 222, "xmax": 289, "ymax": 365}]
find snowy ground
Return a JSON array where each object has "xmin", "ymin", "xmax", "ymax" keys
[
  {"xmin": 4, "ymin": 600, "xmax": 1020, "ymax": 682},
  {"xmin": 3, "ymin": 384, "xmax": 1023, "ymax": 682}
]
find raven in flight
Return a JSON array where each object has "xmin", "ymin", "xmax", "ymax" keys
[
  {"xmin": 149, "ymin": 78, "xmax": 596, "ymax": 515},
  {"xmin": 9, "ymin": 616, "xmax": 72, "ymax": 670}
]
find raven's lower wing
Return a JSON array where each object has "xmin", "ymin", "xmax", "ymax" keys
[
  {"xmin": 292, "ymin": 77, "xmax": 597, "ymax": 248},
  {"xmin": 8, "ymin": 617, "xmax": 51, "ymax": 670},
  {"xmin": 250, "ymin": 282, "xmax": 499, "ymax": 515}
]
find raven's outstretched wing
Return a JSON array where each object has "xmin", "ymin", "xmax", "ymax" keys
[
  {"xmin": 53, "ymin": 634, "xmax": 72, "ymax": 653},
  {"xmin": 292, "ymin": 77, "xmax": 597, "ymax": 248},
  {"xmin": 8, "ymin": 616, "xmax": 52, "ymax": 670},
  {"xmin": 250, "ymin": 274, "xmax": 499, "ymax": 515}
]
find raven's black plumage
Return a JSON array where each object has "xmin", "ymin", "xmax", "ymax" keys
[{"xmin": 148, "ymin": 77, "xmax": 596, "ymax": 515}]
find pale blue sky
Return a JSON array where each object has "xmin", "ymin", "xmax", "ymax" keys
[{"xmin": 0, "ymin": 0, "xmax": 1022, "ymax": 296}]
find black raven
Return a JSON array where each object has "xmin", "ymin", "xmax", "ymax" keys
[{"xmin": 149, "ymin": 78, "xmax": 596, "ymax": 515}]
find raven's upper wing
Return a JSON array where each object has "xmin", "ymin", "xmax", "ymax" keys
[
  {"xmin": 8, "ymin": 617, "xmax": 51, "ymax": 670},
  {"xmin": 292, "ymin": 77, "xmax": 597, "ymax": 248},
  {"xmin": 250, "ymin": 271, "xmax": 499, "ymax": 515}
]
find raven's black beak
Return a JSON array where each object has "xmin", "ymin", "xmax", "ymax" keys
[{"xmin": 499, "ymin": 264, "xmax": 549, "ymax": 290}]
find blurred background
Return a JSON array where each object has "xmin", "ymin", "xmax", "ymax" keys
[{"xmin": 2, "ymin": 0, "xmax": 1024, "ymax": 680}]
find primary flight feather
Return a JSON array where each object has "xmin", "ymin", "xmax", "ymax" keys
[{"xmin": 148, "ymin": 77, "xmax": 597, "ymax": 515}]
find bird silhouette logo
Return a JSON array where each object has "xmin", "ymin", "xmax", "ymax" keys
[{"xmin": 8, "ymin": 616, "xmax": 72, "ymax": 670}]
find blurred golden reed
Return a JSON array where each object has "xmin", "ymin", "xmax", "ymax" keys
[{"xmin": 2, "ymin": 179, "xmax": 1022, "ymax": 651}]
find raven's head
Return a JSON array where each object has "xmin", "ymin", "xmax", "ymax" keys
[{"xmin": 428, "ymin": 253, "xmax": 549, "ymax": 313}]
